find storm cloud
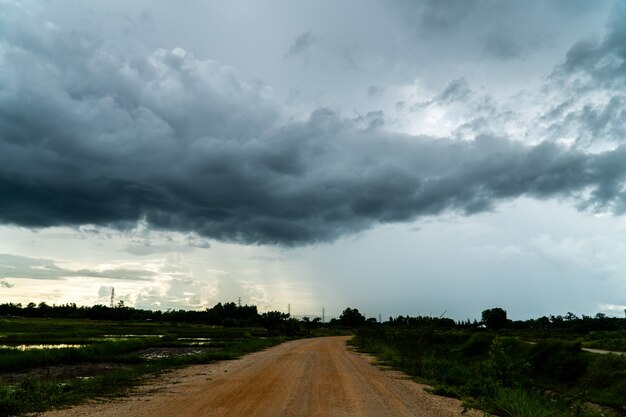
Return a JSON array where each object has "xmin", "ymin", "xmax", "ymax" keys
[
  {"xmin": 2, "ymin": 3, "xmax": 626, "ymax": 246},
  {"xmin": 284, "ymin": 32, "xmax": 318, "ymax": 60},
  {"xmin": 540, "ymin": 5, "xmax": 626, "ymax": 150},
  {"xmin": 0, "ymin": 254, "xmax": 155, "ymax": 282}
]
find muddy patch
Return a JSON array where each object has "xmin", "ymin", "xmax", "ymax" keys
[{"xmin": 0, "ymin": 362, "xmax": 127, "ymax": 385}]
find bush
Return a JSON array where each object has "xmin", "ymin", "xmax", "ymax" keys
[
  {"xmin": 458, "ymin": 332, "xmax": 494, "ymax": 358},
  {"xmin": 529, "ymin": 340, "xmax": 588, "ymax": 383},
  {"xmin": 484, "ymin": 337, "xmax": 530, "ymax": 388}
]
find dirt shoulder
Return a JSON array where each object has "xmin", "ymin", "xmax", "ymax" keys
[{"xmin": 37, "ymin": 336, "xmax": 483, "ymax": 417}]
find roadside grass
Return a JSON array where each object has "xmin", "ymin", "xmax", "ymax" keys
[
  {"xmin": 0, "ymin": 318, "xmax": 286, "ymax": 416},
  {"xmin": 580, "ymin": 353, "xmax": 626, "ymax": 410},
  {"xmin": 487, "ymin": 387, "xmax": 604, "ymax": 417},
  {"xmin": 308, "ymin": 328, "xmax": 354, "ymax": 337},
  {"xmin": 352, "ymin": 329, "xmax": 626, "ymax": 417},
  {"xmin": 581, "ymin": 330, "xmax": 626, "ymax": 352},
  {"xmin": 0, "ymin": 339, "xmax": 157, "ymax": 372}
]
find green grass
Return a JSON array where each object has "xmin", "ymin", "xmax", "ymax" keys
[
  {"xmin": 487, "ymin": 387, "xmax": 604, "ymax": 417},
  {"xmin": 352, "ymin": 328, "xmax": 625, "ymax": 417},
  {"xmin": 0, "ymin": 317, "xmax": 287, "ymax": 416},
  {"xmin": 581, "ymin": 330, "xmax": 626, "ymax": 352}
]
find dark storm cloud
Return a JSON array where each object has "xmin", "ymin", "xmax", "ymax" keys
[
  {"xmin": 436, "ymin": 78, "xmax": 473, "ymax": 104},
  {"xmin": 412, "ymin": 0, "xmax": 477, "ymax": 34},
  {"xmin": 0, "ymin": 254, "xmax": 155, "ymax": 281},
  {"xmin": 387, "ymin": 0, "xmax": 607, "ymax": 75},
  {"xmin": 410, "ymin": 78, "xmax": 473, "ymax": 111},
  {"xmin": 559, "ymin": 4, "xmax": 626, "ymax": 86},
  {"xmin": 284, "ymin": 32, "xmax": 318, "ymax": 59},
  {"xmin": 483, "ymin": 34, "xmax": 523, "ymax": 60},
  {"xmin": 2, "ymin": 5, "xmax": 626, "ymax": 246},
  {"xmin": 367, "ymin": 86, "xmax": 384, "ymax": 98},
  {"xmin": 543, "ymin": 3, "xmax": 626, "ymax": 148},
  {"xmin": 553, "ymin": 97, "xmax": 626, "ymax": 148}
]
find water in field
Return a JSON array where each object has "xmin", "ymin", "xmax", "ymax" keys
[
  {"xmin": 0, "ymin": 344, "xmax": 84, "ymax": 350},
  {"xmin": 178, "ymin": 337, "xmax": 212, "ymax": 345},
  {"xmin": 81, "ymin": 334, "xmax": 164, "ymax": 342},
  {"xmin": 137, "ymin": 346, "xmax": 214, "ymax": 359}
]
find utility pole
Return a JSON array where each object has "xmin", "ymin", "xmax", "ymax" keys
[
  {"xmin": 110, "ymin": 287, "xmax": 115, "ymax": 308},
  {"xmin": 288, "ymin": 304, "xmax": 291, "ymax": 316},
  {"xmin": 322, "ymin": 307, "xmax": 325, "ymax": 323}
]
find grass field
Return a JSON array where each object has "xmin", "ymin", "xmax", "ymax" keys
[
  {"xmin": 2, "ymin": 314, "xmax": 624, "ymax": 417},
  {"xmin": 352, "ymin": 328, "xmax": 626, "ymax": 417},
  {"xmin": 0, "ymin": 317, "xmax": 285, "ymax": 416}
]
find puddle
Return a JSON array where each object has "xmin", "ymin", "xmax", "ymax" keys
[
  {"xmin": 102, "ymin": 334, "xmax": 163, "ymax": 338},
  {"xmin": 0, "ymin": 344, "xmax": 84, "ymax": 350},
  {"xmin": 136, "ymin": 346, "xmax": 214, "ymax": 360},
  {"xmin": 177, "ymin": 337, "xmax": 212, "ymax": 346},
  {"xmin": 178, "ymin": 337, "xmax": 212, "ymax": 341}
]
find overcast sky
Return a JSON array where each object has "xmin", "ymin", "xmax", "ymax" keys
[{"xmin": 1, "ymin": 0, "xmax": 626, "ymax": 320}]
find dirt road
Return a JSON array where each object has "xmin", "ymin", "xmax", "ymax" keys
[
  {"xmin": 582, "ymin": 347, "xmax": 625, "ymax": 355},
  {"xmin": 40, "ymin": 336, "xmax": 482, "ymax": 417}
]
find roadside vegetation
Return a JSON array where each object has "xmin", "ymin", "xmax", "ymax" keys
[
  {"xmin": 0, "ymin": 302, "xmax": 330, "ymax": 416},
  {"xmin": 0, "ymin": 300, "xmax": 365, "ymax": 416},
  {"xmin": 351, "ymin": 308, "xmax": 626, "ymax": 417},
  {"xmin": 1, "ymin": 302, "xmax": 624, "ymax": 416}
]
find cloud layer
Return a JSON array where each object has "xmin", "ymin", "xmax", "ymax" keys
[
  {"xmin": 2, "ymin": 3, "xmax": 626, "ymax": 246},
  {"xmin": 0, "ymin": 254, "xmax": 154, "ymax": 281}
]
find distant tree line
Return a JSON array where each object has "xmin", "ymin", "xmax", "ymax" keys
[
  {"xmin": 370, "ymin": 307, "xmax": 626, "ymax": 333},
  {"xmin": 386, "ymin": 315, "xmax": 456, "ymax": 329},
  {"xmin": 508, "ymin": 311, "xmax": 626, "ymax": 332},
  {"xmin": 0, "ymin": 302, "xmax": 623, "ymax": 333},
  {"xmin": 455, "ymin": 307, "xmax": 626, "ymax": 333},
  {"xmin": 0, "ymin": 301, "xmax": 262, "ymax": 325},
  {"xmin": 0, "ymin": 302, "xmax": 367, "ymax": 333}
]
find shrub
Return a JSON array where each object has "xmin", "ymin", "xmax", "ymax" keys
[
  {"xmin": 458, "ymin": 332, "xmax": 494, "ymax": 358},
  {"xmin": 529, "ymin": 340, "xmax": 588, "ymax": 383}
]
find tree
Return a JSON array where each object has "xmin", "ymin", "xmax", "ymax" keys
[
  {"xmin": 338, "ymin": 307, "xmax": 366, "ymax": 327},
  {"xmin": 536, "ymin": 316, "xmax": 550, "ymax": 329},
  {"xmin": 260, "ymin": 311, "xmax": 291, "ymax": 335},
  {"xmin": 481, "ymin": 307, "xmax": 508, "ymax": 330}
]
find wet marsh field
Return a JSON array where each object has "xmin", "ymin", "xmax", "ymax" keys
[{"xmin": 0, "ymin": 317, "xmax": 282, "ymax": 415}]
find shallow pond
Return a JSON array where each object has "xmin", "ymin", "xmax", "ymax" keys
[{"xmin": 0, "ymin": 344, "xmax": 84, "ymax": 350}]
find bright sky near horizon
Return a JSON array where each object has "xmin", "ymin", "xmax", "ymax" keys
[{"xmin": 1, "ymin": 0, "xmax": 626, "ymax": 321}]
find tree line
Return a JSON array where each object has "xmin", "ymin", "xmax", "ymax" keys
[{"xmin": 0, "ymin": 302, "xmax": 624, "ymax": 333}]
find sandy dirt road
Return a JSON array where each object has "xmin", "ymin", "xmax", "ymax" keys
[{"xmin": 40, "ymin": 336, "xmax": 482, "ymax": 417}]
